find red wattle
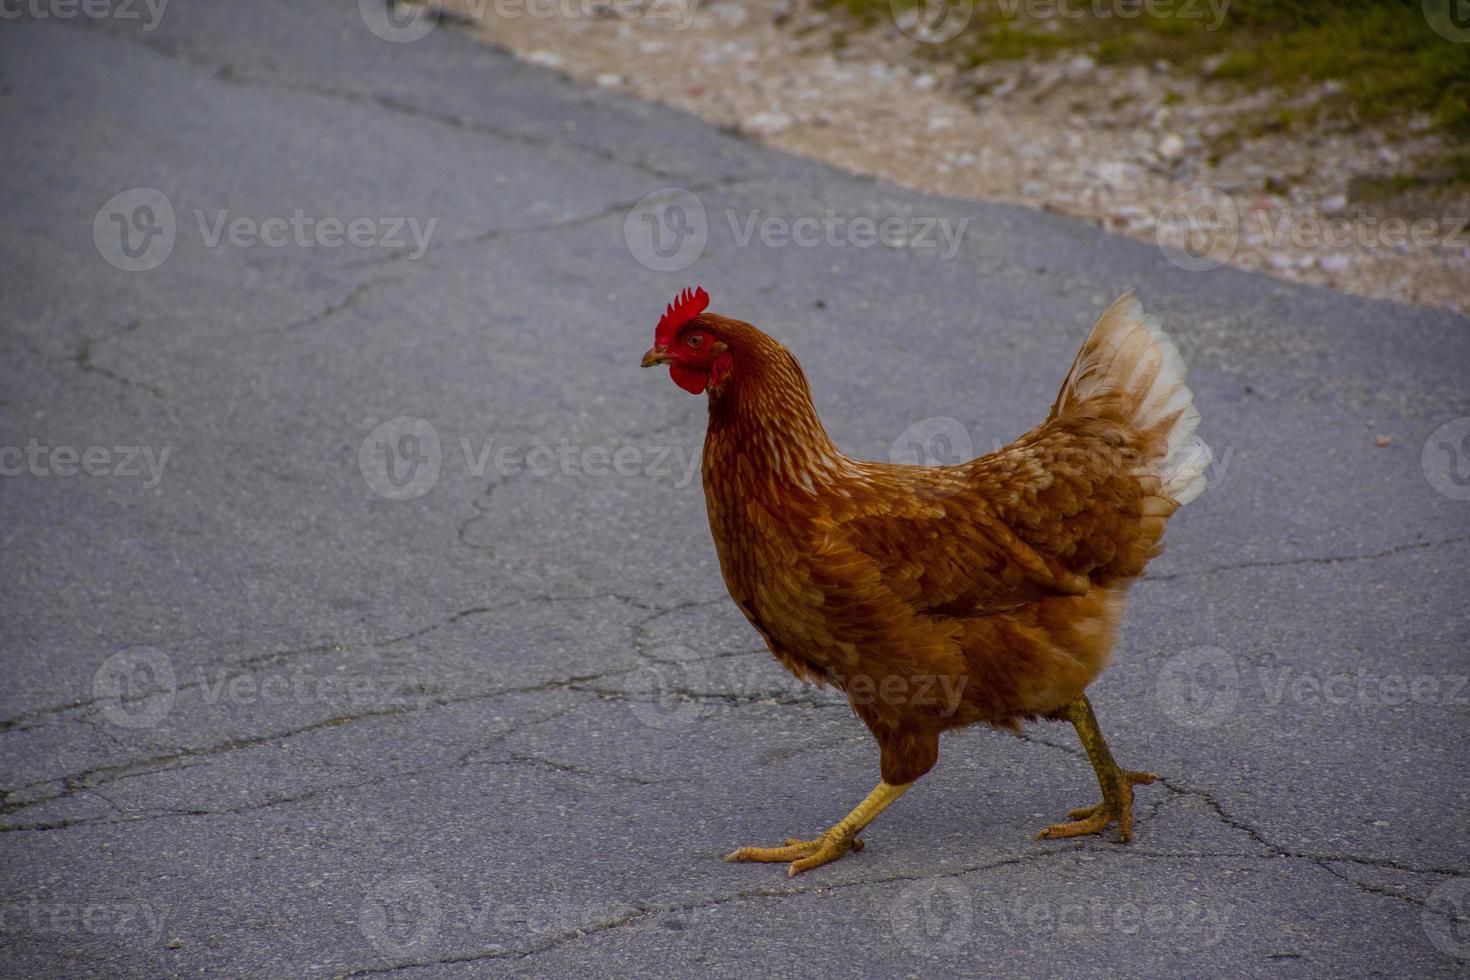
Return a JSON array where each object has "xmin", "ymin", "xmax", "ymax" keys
[{"xmin": 670, "ymin": 363, "xmax": 708, "ymax": 394}]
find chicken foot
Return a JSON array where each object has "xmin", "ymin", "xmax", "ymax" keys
[
  {"xmin": 725, "ymin": 780, "xmax": 910, "ymax": 876},
  {"xmin": 1037, "ymin": 695, "xmax": 1155, "ymax": 843}
]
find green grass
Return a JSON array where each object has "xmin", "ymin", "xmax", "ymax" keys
[
  {"xmin": 826, "ymin": 0, "xmax": 1470, "ymax": 144},
  {"xmin": 1217, "ymin": 2, "xmax": 1470, "ymax": 133}
]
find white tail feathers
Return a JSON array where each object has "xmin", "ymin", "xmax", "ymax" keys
[{"xmin": 1052, "ymin": 291, "xmax": 1211, "ymax": 506}]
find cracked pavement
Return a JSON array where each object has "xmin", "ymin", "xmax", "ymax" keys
[{"xmin": 2, "ymin": 2, "xmax": 1469, "ymax": 977}]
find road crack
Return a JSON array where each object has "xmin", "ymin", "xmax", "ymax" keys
[
  {"xmin": 73, "ymin": 319, "xmax": 166, "ymax": 400},
  {"xmin": 1143, "ymin": 533, "xmax": 1470, "ymax": 584}
]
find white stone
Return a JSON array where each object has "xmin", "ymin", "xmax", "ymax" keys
[{"xmin": 743, "ymin": 111, "xmax": 793, "ymax": 135}]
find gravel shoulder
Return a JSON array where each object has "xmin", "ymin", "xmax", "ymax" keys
[{"xmin": 461, "ymin": 0, "xmax": 1470, "ymax": 316}]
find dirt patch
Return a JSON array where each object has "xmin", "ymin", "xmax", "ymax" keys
[{"xmin": 445, "ymin": 0, "xmax": 1469, "ymax": 315}]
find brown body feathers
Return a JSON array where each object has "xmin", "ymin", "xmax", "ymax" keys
[{"xmin": 689, "ymin": 294, "xmax": 1209, "ymax": 786}]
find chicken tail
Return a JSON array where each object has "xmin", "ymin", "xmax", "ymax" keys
[{"xmin": 1051, "ymin": 291, "xmax": 1211, "ymax": 506}]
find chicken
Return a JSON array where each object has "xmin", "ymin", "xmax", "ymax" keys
[{"xmin": 640, "ymin": 286, "xmax": 1210, "ymax": 876}]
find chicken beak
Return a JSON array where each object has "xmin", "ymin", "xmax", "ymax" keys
[{"xmin": 641, "ymin": 346, "xmax": 671, "ymax": 368}]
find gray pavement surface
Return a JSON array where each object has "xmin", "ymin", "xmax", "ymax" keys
[{"xmin": 3, "ymin": 3, "xmax": 1469, "ymax": 977}]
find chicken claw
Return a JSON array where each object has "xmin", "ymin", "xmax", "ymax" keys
[
  {"xmin": 725, "ymin": 831, "xmax": 864, "ymax": 876},
  {"xmin": 724, "ymin": 780, "xmax": 909, "ymax": 876},
  {"xmin": 1037, "ymin": 769, "xmax": 1156, "ymax": 843}
]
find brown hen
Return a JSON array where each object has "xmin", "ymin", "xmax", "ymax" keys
[{"xmin": 641, "ymin": 287, "xmax": 1210, "ymax": 875}]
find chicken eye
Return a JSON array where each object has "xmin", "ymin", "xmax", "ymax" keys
[{"xmin": 687, "ymin": 334, "xmax": 704, "ymax": 348}]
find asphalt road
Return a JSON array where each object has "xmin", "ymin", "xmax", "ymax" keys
[{"xmin": 2, "ymin": 3, "xmax": 1469, "ymax": 977}]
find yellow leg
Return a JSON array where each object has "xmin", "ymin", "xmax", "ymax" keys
[
  {"xmin": 726, "ymin": 781, "xmax": 911, "ymax": 876},
  {"xmin": 1037, "ymin": 695, "xmax": 1155, "ymax": 843}
]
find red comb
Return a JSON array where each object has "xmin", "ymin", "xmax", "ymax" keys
[{"xmin": 655, "ymin": 286, "xmax": 709, "ymax": 348}]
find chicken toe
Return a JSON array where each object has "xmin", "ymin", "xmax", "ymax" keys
[
  {"xmin": 1037, "ymin": 769, "xmax": 1156, "ymax": 842},
  {"xmin": 725, "ymin": 831, "xmax": 863, "ymax": 876},
  {"xmin": 724, "ymin": 780, "xmax": 908, "ymax": 876}
]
